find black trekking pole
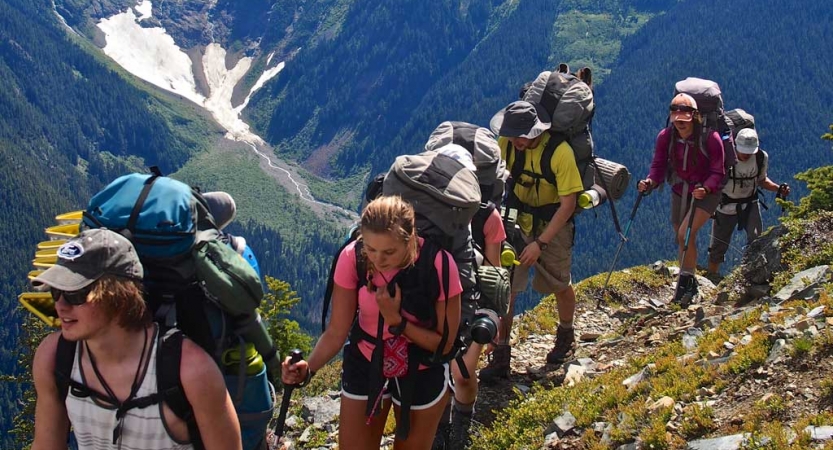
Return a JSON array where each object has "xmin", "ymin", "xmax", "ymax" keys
[
  {"xmin": 599, "ymin": 190, "xmax": 648, "ymax": 307},
  {"xmin": 776, "ymin": 183, "xmax": 789, "ymax": 213},
  {"xmin": 274, "ymin": 349, "xmax": 304, "ymax": 440}
]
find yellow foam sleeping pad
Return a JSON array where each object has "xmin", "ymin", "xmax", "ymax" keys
[{"xmin": 19, "ymin": 292, "xmax": 60, "ymax": 328}]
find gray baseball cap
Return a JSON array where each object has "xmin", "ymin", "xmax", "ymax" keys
[{"xmin": 32, "ymin": 228, "xmax": 143, "ymax": 291}]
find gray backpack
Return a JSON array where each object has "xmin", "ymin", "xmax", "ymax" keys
[
  {"xmin": 521, "ymin": 70, "xmax": 596, "ymax": 189},
  {"xmin": 383, "ymin": 151, "xmax": 481, "ymax": 237},
  {"xmin": 424, "ymin": 121, "xmax": 506, "ymax": 203},
  {"xmin": 723, "ymin": 108, "xmax": 755, "ymax": 137}
]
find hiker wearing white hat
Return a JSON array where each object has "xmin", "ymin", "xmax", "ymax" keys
[{"xmin": 707, "ymin": 128, "xmax": 790, "ymax": 279}]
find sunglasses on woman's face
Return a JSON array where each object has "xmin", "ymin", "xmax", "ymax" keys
[
  {"xmin": 51, "ymin": 287, "xmax": 92, "ymax": 306},
  {"xmin": 669, "ymin": 104, "xmax": 696, "ymax": 113}
]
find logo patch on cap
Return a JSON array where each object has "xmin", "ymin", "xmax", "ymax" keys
[{"xmin": 57, "ymin": 242, "xmax": 85, "ymax": 261}]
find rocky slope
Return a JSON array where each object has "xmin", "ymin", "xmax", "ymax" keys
[{"xmin": 274, "ymin": 212, "xmax": 833, "ymax": 449}]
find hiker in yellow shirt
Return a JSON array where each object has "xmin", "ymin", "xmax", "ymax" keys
[{"xmin": 480, "ymin": 100, "xmax": 583, "ymax": 380}]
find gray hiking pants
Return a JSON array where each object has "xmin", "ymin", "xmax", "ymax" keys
[{"xmin": 708, "ymin": 204, "xmax": 763, "ymax": 264}]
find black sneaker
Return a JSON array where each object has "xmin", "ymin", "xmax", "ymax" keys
[
  {"xmin": 705, "ymin": 272, "xmax": 723, "ymax": 285},
  {"xmin": 673, "ymin": 275, "xmax": 697, "ymax": 307},
  {"xmin": 545, "ymin": 326, "xmax": 576, "ymax": 364}
]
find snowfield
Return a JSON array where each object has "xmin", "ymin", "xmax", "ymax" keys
[{"xmin": 96, "ymin": 0, "xmax": 283, "ymax": 143}]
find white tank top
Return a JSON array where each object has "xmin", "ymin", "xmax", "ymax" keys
[{"xmin": 65, "ymin": 327, "xmax": 194, "ymax": 450}]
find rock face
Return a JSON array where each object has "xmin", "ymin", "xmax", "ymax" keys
[
  {"xmin": 774, "ymin": 265, "xmax": 831, "ymax": 303},
  {"xmin": 741, "ymin": 225, "xmax": 787, "ymax": 285}
]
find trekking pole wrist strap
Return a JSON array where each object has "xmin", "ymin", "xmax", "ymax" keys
[{"xmin": 296, "ymin": 368, "xmax": 315, "ymax": 388}]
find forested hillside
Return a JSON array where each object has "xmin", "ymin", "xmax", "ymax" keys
[
  {"xmin": 246, "ymin": 0, "xmax": 510, "ymax": 176},
  {"xmin": 248, "ymin": 0, "xmax": 832, "ymax": 311},
  {"xmin": 0, "ymin": 0, "xmax": 216, "ymax": 445}
]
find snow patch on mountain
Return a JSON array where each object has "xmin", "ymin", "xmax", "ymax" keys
[
  {"xmin": 134, "ymin": 0, "xmax": 152, "ymax": 21},
  {"xmin": 237, "ymin": 54, "xmax": 284, "ymax": 113},
  {"xmin": 97, "ymin": 4, "xmax": 204, "ymax": 105},
  {"xmin": 96, "ymin": 0, "xmax": 283, "ymax": 143}
]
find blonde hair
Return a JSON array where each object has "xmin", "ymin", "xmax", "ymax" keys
[
  {"xmin": 88, "ymin": 275, "xmax": 150, "ymax": 331},
  {"xmin": 359, "ymin": 196, "xmax": 418, "ymax": 273}
]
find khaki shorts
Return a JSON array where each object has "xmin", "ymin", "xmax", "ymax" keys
[
  {"xmin": 670, "ymin": 191, "xmax": 720, "ymax": 228},
  {"xmin": 511, "ymin": 221, "xmax": 574, "ymax": 294}
]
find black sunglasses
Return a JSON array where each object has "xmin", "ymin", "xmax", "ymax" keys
[
  {"xmin": 669, "ymin": 104, "xmax": 696, "ymax": 113},
  {"xmin": 51, "ymin": 286, "xmax": 93, "ymax": 306}
]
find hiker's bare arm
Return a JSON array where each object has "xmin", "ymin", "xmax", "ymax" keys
[
  {"xmin": 423, "ymin": 292, "xmax": 461, "ymax": 354},
  {"xmin": 436, "ymin": 294, "xmax": 461, "ymax": 354},
  {"xmin": 32, "ymin": 333, "xmax": 70, "ymax": 450},
  {"xmin": 518, "ymin": 193, "xmax": 576, "ymax": 266},
  {"xmin": 180, "ymin": 339, "xmax": 242, "ymax": 450},
  {"xmin": 283, "ymin": 284, "xmax": 357, "ymax": 384},
  {"xmin": 484, "ymin": 240, "xmax": 501, "ymax": 267},
  {"xmin": 761, "ymin": 177, "xmax": 781, "ymax": 192},
  {"xmin": 539, "ymin": 193, "xmax": 576, "ymax": 244}
]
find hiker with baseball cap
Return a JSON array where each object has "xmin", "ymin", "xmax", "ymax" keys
[
  {"xmin": 638, "ymin": 93, "xmax": 725, "ymax": 305},
  {"xmin": 488, "ymin": 100, "xmax": 584, "ymax": 369},
  {"xmin": 31, "ymin": 228, "xmax": 241, "ymax": 450},
  {"xmin": 707, "ymin": 128, "xmax": 790, "ymax": 279}
]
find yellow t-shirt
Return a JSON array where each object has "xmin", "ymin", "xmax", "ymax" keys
[{"xmin": 499, "ymin": 134, "xmax": 583, "ymax": 234}]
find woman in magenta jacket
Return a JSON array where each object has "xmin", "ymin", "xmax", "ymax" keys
[{"xmin": 637, "ymin": 93, "xmax": 725, "ymax": 304}]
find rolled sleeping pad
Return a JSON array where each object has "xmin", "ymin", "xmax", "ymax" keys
[{"xmin": 594, "ymin": 158, "xmax": 631, "ymax": 200}]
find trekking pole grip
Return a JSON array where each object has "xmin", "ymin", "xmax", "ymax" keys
[
  {"xmin": 288, "ymin": 349, "xmax": 304, "ymax": 387},
  {"xmin": 275, "ymin": 349, "xmax": 304, "ymax": 439}
]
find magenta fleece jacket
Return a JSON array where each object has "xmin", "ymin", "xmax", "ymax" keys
[{"xmin": 646, "ymin": 127, "xmax": 725, "ymax": 195}]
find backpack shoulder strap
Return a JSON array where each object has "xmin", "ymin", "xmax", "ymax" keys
[
  {"xmin": 322, "ymin": 235, "xmax": 361, "ymax": 333},
  {"xmin": 157, "ymin": 329, "xmax": 204, "ymax": 450},
  {"xmin": 755, "ymin": 150, "xmax": 765, "ymax": 174},
  {"xmin": 55, "ymin": 335, "xmax": 76, "ymax": 402},
  {"xmin": 355, "ymin": 240, "xmax": 368, "ymax": 291},
  {"xmin": 506, "ymin": 141, "xmax": 524, "ymax": 183},
  {"xmin": 470, "ymin": 202, "xmax": 496, "ymax": 253},
  {"xmin": 540, "ymin": 132, "xmax": 566, "ymax": 187},
  {"xmin": 428, "ymin": 243, "xmax": 451, "ymax": 362}
]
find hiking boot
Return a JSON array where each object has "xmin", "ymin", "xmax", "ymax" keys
[
  {"xmin": 448, "ymin": 409, "xmax": 473, "ymax": 450},
  {"xmin": 545, "ymin": 326, "xmax": 576, "ymax": 364},
  {"xmin": 705, "ymin": 271, "xmax": 723, "ymax": 285},
  {"xmin": 478, "ymin": 344, "xmax": 510, "ymax": 382},
  {"xmin": 432, "ymin": 419, "xmax": 451, "ymax": 450},
  {"xmin": 672, "ymin": 274, "xmax": 698, "ymax": 307}
]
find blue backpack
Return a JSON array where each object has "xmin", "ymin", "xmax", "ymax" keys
[{"xmin": 58, "ymin": 168, "xmax": 277, "ymax": 450}]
